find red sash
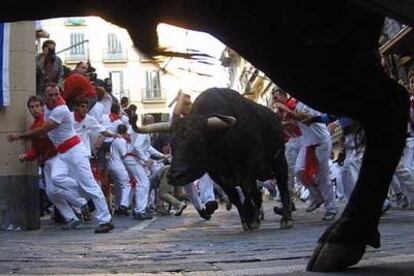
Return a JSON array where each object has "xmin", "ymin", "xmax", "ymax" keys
[
  {"xmin": 56, "ymin": 135, "xmax": 81, "ymax": 153},
  {"xmin": 126, "ymin": 152, "xmax": 138, "ymax": 158},
  {"xmin": 302, "ymin": 144, "xmax": 319, "ymax": 186},
  {"xmin": 109, "ymin": 112, "xmax": 120, "ymax": 122}
]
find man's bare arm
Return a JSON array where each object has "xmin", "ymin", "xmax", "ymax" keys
[{"xmin": 7, "ymin": 120, "xmax": 59, "ymax": 141}]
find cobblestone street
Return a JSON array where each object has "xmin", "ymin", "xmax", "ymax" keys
[{"xmin": 1, "ymin": 201, "xmax": 414, "ymax": 275}]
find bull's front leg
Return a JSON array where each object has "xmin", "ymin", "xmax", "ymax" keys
[
  {"xmin": 218, "ymin": 175, "xmax": 261, "ymax": 231},
  {"xmin": 272, "ymin": 150, "xmax": 293, "ymax": 229},
  {"xmin": 307, "ymin": 75, "xmax": 409, "ymax": 271}
]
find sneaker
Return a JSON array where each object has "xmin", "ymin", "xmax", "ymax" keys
[
  {"xmin": 115, "ymin": 205, "xmax": 130, "ymax": 216},
  {"xmin": 322, "ymin": 212, "xmax": 337, "ymax": 221},
  {"xmin": 205, "ymin": 201, "xmax": 219, "ymax": 215},
  {"xmin": 155, "ymin": 207, "xmax": 170, "ymax": 216},
  {"xmin": 62, "ymin": 218, "xmax": 81, "ymax": 230},
  {"xmin": 174, "ymin": 202, "xmax": 187, "ymax": 216},
  {"xmin": 305, "ymin": 200, "xmax": 324, "ymax": 212},
  {"xmin": 401, "ymin": 195, "xmax": 409, "ymax": 208},
  {"xmin": 94, "ymin": 222, "xmax": 115, "ymax": 234},
  {"xmin": 382, "ymin": 200, "xmax": 392, "ymax": 214},
  {"xmin": 134, "ymin": 212, "xmax": 153, "ymax": 220},
  {"xmin": 395, "ymin": 193, "xmax": 402, "ymax": 207},
  {"xmin": 145, "ymin": 207, "xmax": 156, "ymax": 215},
  {"xmin": 81, "ymin": 204, "xmax": 93, "ymax": 222},
  {"xmin": 197, "ymin": 208, "xmax": 211, "ymax": 220}
]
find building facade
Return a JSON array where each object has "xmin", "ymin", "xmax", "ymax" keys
[{"xmin": 41, "ymin": 18, "xmax": 227, "ymax": 122}]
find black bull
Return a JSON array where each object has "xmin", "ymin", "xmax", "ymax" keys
[
  {"xmin": 166, "ymin": 88, "xmax": 293, "ymax": 231},
  {"xmin": 1, "ymin": 0, "xmax": 413, "ymax": 272}
]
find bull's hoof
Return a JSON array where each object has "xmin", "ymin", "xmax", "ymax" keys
[
  {"xmin": 280, "ymin": 218, "xmax": 293, "ymax": 229},
  {"xmin": 241, "ymin": 220, "xmax": 261, "ymax": 231},
  {"xmin": 306, "ymin": 241, "xmax": 365, "ymax": 272}
]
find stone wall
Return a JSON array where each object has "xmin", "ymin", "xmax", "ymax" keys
[{"xmin": 0, "ymin": 21, "xmax": 39, "ymax": 230}]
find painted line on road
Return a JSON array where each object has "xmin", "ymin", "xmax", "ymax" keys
[{"xmin": 124, "ymin": 217, "xmax": 158, "ymax": 234}]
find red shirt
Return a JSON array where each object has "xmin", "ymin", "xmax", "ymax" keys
[{"xmin": 25, "ymin": 113, "xmax": 58, "ymax": 165}]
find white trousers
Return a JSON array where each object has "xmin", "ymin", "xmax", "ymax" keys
[
  {"xmin": 184, "ymin": 182, "xmax": 204, "ymax": 211},
  {"xmin": 341, "ymin": 154, "xmax": 361, "ymax": 200},
  {"xmin": 330, "ymin": 162, "xmax": 344, "ymax": 199},
  {"xmin": 198, "ymin": 173, "xmax": 216, "ymax": 204},
  {"xmin": 109, "ymin": 165, "xmax": 131, "ymax": 208},
  {"xmin": 285, "ymin": 137, "xmax": 301, "ymax": 190},
  {"xmin": 125, "ymin": 156, "xmax": 150, "ymax": 214},
  {"xmin": 58, "ymin": 143, "xmax": 111, "ymax": 224},
  {"xmin": 296, "ymin": 141, "xmax": 337, "ymax": 213},
  {"xmin": 43, "ymin": 156, "xmax": 87, "ymax": 221}
]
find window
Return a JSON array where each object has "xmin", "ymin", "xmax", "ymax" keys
[
  {"xmin": 145, "ymin": 70, "xmax": 161, "ymax": 99},
  {"xmin": 109, "ymin": 71, "xmax": 124, "ymax": 100},
  {"xmin": 70, "ymin": 33, "xmax": 85, "ymax": 55},
  {"xmin": 103, "ymin": 33, "xmax": 127, "ymax": 62},
  {"xmin": 107, "ymin": 33, "xmax": 122, "ymax": 54},
  {"xmin": 65, "ymin": 32, "xmax": 87, "ymax": 63}
]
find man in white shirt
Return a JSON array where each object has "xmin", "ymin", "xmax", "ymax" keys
[
  {"xmin": 108, "ymin": 124, "xmax": 131, "ymax": 215},
  {"xmin": 294, "ymin": 101, "xmax": 338, "ymax": 220},
  {"xmin": 88, "ymin": 86, "xmax": 106, "ymax": 123},
  {"xmin": 126, "ymin": 116, "xmax": 166, "ymax": 220},
  {"xmin": 101, "ymin": 103, "xmax": 129, "ymax": 143},
  {"xmin": 273, "ymin": 90, "xmax": 337, "ymax": 220},
  {"xmin": 73, "ymin": 97, "xmax": 118, "ymax": 157},
  {"xmin": 8, "ymin": 85, "xmax": 114, "ymax": 233}
]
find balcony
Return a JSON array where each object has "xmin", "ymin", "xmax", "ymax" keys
[
  {"xmin": 141, "ymin": 88, "xmax": 166, "ymax": 103},
  {"xmin": 103, "ymin": 49, "xmax": 128, "ymax": 63},
  {"xmin": 65, "ymin": 52, "xmax": 87, "ymax": 64}
]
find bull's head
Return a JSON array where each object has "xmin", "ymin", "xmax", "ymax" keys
[{"xmin": 137, "ymin": 114, "xmax": 236, "ymax": 186}]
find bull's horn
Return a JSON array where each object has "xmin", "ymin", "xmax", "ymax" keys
[
  {"xmin": 135, "ymin": 122, "xmax": 171, "ymax": 133},
  {"xmin": 207, "ymin": 116, "xmax": 236, "ymax": 128}
]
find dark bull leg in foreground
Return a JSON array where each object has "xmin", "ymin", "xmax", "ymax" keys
[{"xmin": 0, "ymin": 0, "xmax": 412, "ymax": 272}]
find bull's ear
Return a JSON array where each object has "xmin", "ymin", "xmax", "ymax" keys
[{"xmin": 207, "ymin": 115, "xmax": 236, "ymax": 128}]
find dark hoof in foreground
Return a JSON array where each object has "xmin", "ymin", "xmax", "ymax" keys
[{"xmin": 306, "ymin": 241, "xmax": 366, "ymax": 272}]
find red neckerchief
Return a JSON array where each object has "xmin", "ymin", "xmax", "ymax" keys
[
  {"xmin": 46, "ymin": 95, "xmax": 66, "ymax": 110},
  {"xmin": 32, "ymin": 113, "xmax": 44, "ymax": 129},
  {"xmin": 286, "ymin": 98, "xmax": 298, "ymax": 110},
  {"xmin": 74, "ymin": 111, "xmax": 85, "ymax": 123},
  {"xmin": 109, "ymin": 112, "xmax": 120, "ymax": 122}
]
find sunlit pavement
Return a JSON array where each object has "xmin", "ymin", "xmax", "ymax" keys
[{"xmin": 1, "ymin": 200, "xmax": 414, "ymax": 275}]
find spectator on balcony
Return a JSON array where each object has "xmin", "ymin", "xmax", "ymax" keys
[
  {"xmin": 36, "ymin": 39, "xmax": 63, "ymax": 97},
  {"xmin": 120, "ymin": 96, "xmax": 129, "ymax": 115},
  {"xmin": 101, "ymin": 77, "xmax": 118, "ymax": 114}
]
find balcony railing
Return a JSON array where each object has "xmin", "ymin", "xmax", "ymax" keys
[
  {"xmin": 103, "ymin": 49, "xmax": 128, "ymax": 63},
  {"xmin": 141, "ymin": 88, "xmax": 166, "ymax": 103},
  {"xmin": 65, "ymin": 52, "xmax": 87, "ymax": 64}
]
